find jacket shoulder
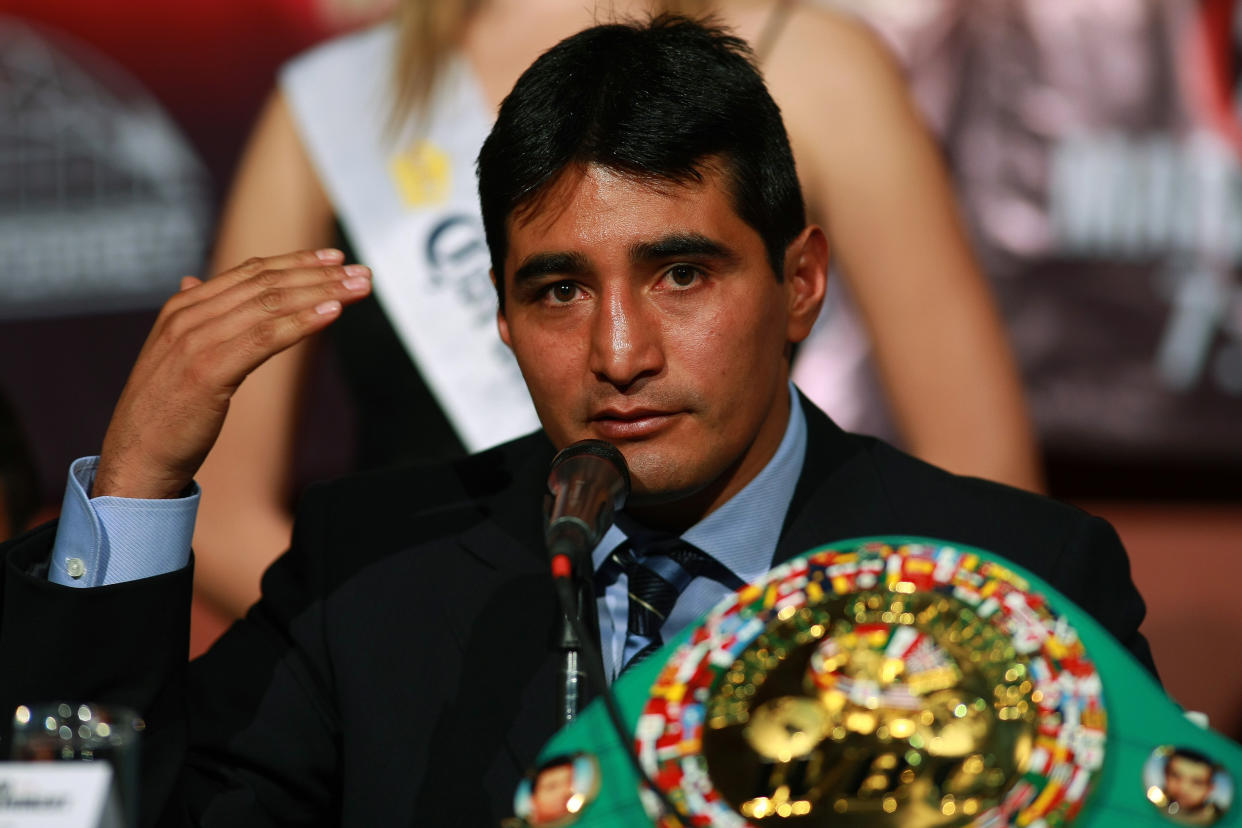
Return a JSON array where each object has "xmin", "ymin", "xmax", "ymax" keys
[
  {"xmin": 854, "ymin": 434, "xmax": 1088, "ymax": 537},
  {"xmin": 303, "ymin": 430, "xmax": 551, "ymax": 530},
  {"xmin": 278, "ymin": 431, "xmax": 553, "ymax": 586},
  {"xmin": 852, "ymin": 435, "xmax": 1155, "ymax": 675}
]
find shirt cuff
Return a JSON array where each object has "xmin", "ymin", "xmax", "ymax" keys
[{"xmin": 49, "ymin": 457, "xmax": 198, "ymax": 588}]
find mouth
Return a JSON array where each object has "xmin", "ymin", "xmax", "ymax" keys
[{"xmin": 589, "ymin": 407, "xmax": 682, "ymax": 440}]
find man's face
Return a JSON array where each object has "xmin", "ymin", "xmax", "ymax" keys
[
  {"xmin": 498, "ymin": 164, "xmax": 824, "ymax": 525},
  {"xmin": 530, "ymin": 763, "xmax": 574, "ymax": 823},
  {"xmin": 1166, "ymin": 756, "xmax": 1214, "ymax": 811}
]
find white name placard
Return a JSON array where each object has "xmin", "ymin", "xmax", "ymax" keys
[{"xmin": 0, "ymin": 763, "xmax": 120, "ymax": 828}]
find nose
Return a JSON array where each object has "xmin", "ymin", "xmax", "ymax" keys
[{"xmin": 588, "ymin": 286, "xmax": 663, "ymax": 389}]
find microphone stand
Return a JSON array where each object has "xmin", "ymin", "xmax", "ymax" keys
[
  {"xmin": 558, "ymin": 620, "xmax": 583, "ymax": 725},
  {"xmin": 555, "ymin": 566, "xmax": 597, "ymax": 724},
  {"xmin": 549, "ymin": 526, "xmax": 597, "ymax": 724},
  {"xmin": 550, "ymin": 571, "xmax": 689, "ymax": 827}
]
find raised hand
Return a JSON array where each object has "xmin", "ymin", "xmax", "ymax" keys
[{"xmin": 94, "ymin": 249, "xmax": 371, "ymax": 499}]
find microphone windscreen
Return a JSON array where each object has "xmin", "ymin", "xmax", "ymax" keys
[{"xmin": 548, "ymin": 439, "xmax": 631, "ymax": 499}]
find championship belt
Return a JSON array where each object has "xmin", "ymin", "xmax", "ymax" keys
[{"xmin": 511, "ymin": 537, "xmax": 1240, "ymax": 828}]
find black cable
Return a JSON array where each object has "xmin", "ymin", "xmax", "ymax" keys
[{"xmin": 553, "ymin": 578, "xmax": 689, "ymax": 827}]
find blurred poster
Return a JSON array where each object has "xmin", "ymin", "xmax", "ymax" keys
[
  {"xmin": 0, "ymin": 0, "xmax": 390, "ymax": 319},
  {"xmin": 0, "ymin": 15, "xmax": 211, "ymax": 318},
  {"xmin": 835, "ymin": 0, "xmax": 1242, "ymax": 477}
]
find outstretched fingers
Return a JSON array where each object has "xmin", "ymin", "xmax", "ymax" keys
[
  {"xmin": 95, "ymin": 250, "xmax": 371, "ymax": 499},
  {"xmin": 161, "ymin": 249, "xmax": 357, "ymax": 313},
  {"xmin": 150, "ymin": 253, "xmax": 371, "ymax": 370},
  {"xmin": 205, "ymin": 247, "xmax": 342, "ymax": 292},
  {"xmin": 176, "ymin": 264, "xmax": 369, "ymax": 344},
  {"xmin": 189, "ymin": 284, "xmax": 362, "ymax": 392}
]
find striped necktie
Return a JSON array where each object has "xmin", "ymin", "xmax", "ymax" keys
[{"xmin": 609, "ymin": 537, "xmax": 743, "ymax": 674}]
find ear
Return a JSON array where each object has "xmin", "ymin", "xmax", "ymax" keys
[
  {"xmin": 783, "ymin": 225, "xmax": 829, "ymax": 344},
  {"xmin": 491, "ymin": 269, "xmax": 514, "ymax": 348}
]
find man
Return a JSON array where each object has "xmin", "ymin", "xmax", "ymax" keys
[
  {"xmin": 526, "ymin": 757, "xmax": 577, "ymax": 825},
  {"xmin": 1163, "ymin": 749, "xmax": 1222, "ymax": 825},
  {"xmin": 0, "ymin": 16, "xmax": 1153, "ymax": 827}
]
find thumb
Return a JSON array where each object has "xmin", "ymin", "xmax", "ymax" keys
[{"xmin": 180, "ymin": 275, "xmax": 203, "ymax": 292}]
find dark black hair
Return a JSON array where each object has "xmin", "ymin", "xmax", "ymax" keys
[
  {"xmin": 534, "ymin": 754, "xmax": 576, "ymax": 775},
  {"xmin": 477, "ymin": 14, "xmax": 806, "ymax": 309},
  {"xmin": 1168, "ymin": 748, "xmax": 1220, "ymax": 775}
]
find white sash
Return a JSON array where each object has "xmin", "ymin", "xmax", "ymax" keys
[{"xmin": 282, "ymin": 25, "xmax": 540, "ymax": 452}]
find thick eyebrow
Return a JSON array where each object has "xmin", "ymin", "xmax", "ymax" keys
[
  {"xmin": 629, "ymin": 233, "xmax": 740, "ymax": 265},
  {"xmin": 511, "ymin": 233, "xmax": 739, "ymax": 287},
  {"xmin": 512, "ymin": 251, "xmax": 592, "ymax": 286}
]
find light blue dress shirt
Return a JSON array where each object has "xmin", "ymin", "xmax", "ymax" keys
[
  {"xmin": 592, "ymin": 384, "xmax": 807, "ymax": 679},
  {"xmin": 49, "ymin": 457, "xmax": 198, "ymax": 587}
]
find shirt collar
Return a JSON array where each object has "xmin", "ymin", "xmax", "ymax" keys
[{"xmin": 592, "ymin": 382, "xmax": 807, "ymax": 585}]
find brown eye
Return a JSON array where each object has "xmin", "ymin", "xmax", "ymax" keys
[
  {"xmin": 667, "ymin": 265, "xmax": 700, "ymax": 287},
  {"xmin": 550, "ymin": 282, "xmax": 578, "ymax": 302}
]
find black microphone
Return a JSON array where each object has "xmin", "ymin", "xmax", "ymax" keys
[
  {"xmin": 545, "ymin": 440, "xmax": 629, "ymax": 724},
  {"xmin": 545, "ymin": 439, "xmax": 630, "ymax": 574}
]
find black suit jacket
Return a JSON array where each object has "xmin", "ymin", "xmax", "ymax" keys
[{"xmin": 0, "ymin": 402, "xmax": 1154, "ymax": 826}]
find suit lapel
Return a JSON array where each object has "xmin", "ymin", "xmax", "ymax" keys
[
  {"xmin": 774, "ymin": 397, "xmax": 899, "ymax": 566},
  {"xmin": 436, "ymin": 434, "xmax": 567, "ymax": 787}
]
